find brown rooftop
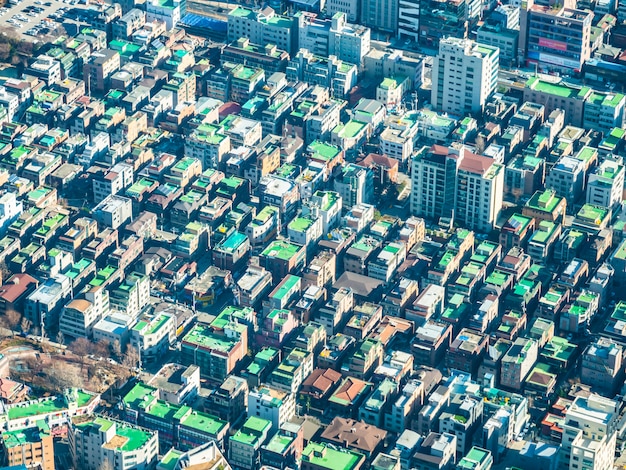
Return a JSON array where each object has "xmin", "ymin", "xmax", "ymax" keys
[{"xmin": 320, "ymin": 417, "xmax": 386, "ymax": 454}]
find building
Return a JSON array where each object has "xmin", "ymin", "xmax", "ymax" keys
[
  {"xmin": 500, "ymin": 338, "xmax": 538, "ymax": 391},
  {"xmin": 247, "ymin": 386, "xmax": 296, "ymax": 431},
  {"xmin": 397, "ymin": 0, "xmax": 420, "ymax": 42},
  {"xmin": 334, "ymin": 163, "xmax": 374, "ymax": 208},
  {"xmin": 559, "ymin": 394, "xmax": 618, "ymax": 470},
  {"xmin": 130, "ymin": 312, "xmax": 176, "ymax": 365},
  {"xmin": 519, "ymin": 0, "xmax": 593, "ymax": 73},
  {"xmin": 297, "ymin": 12, "xmax": 371, "ymax": 65},
  {"xmin": 92, "ymin": 195, "xmax": 133, "ymax": 230},
  {"xmin": 2, "ymin": 423, "xmax": 54, "ymax": 470},
  {"xmin": 431, "ymin": 38, "xmax": 499, "ymax": 116},
  {"xmin": 456, "ymin": 447, "xmax": 493, "ymax": 470},
  {"xmin": 300, "ymin": 441, "xmax": 365, "ymax": 470},
  {"xmin": 587, "ymin": 157, "xmax": 624, "ymax": 211},
  {"xmin": 24, "ymin": 274, "xmax": 72, "ymax": 332},
  {"xmin": 455, "ymin": 153, "xmax": 504, "ymax": 232},
  {"xmin": 360, "ymin": 0, "xmax": 398, "ymax": 33},
  {"xmin": 581, "ymin": 338, "xmax": 624, "ymax": 397},
  {"xmin": 69, "ymin": 415, "xmax": 158, "ymax": 470},
  {"xmin": 145, "ymin": 0, "xmax": 185, "ymax": 29},
  {"xmin": 227, "ymin": 7, "xmax": 296, "ymax": 54},
  {"xmin": 320, "ymin": 417, "xmax": 386, "ymax": 459},
  {"xmin": 229, "ymin": 416, "xmax": 272, "ymax": 470}
]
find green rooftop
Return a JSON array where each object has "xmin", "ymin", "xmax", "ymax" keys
[
  {"xmin": 262, "ymin": 240, "xmax": 302, "ymax": 261},
  {"xmin": 526, "ymin": 189, "xmax": 562, "ymax": 213},
  {"xmin": 7, "ymin": 390, "xmax": 94, "ymax": 420},
  {"xmin": 289, "ymin": 217, "xmax": 314, "ymax": 233},
  {"xmin": 309, "ymin": 141, "xmax": 341, "ymax": 161},
  {"xmin": 576, "ymin": 204, "xmax": 608, "ymax": 224},
  {"xmin": 301, "ymin": 442, "xmax": 364, "ymax": 470}
]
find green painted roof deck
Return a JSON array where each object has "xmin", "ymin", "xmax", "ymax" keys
[
  {"xmin": 289, "ymin": 217, "xmax": 314, "ymax": 232},
  {"xmin": 309, "ymin": 141, "xmax": 341, "ymax": 161},
  {"xmin": 526, "ymin": 189, "xmax": 562, "ymax": 212},
  {"xmin": 614, "ymin": 239, "xmax": 626, "ymax": 260},
  {"xmin": 301, "ymin": 442, "xmax": 364, "ymax": 470},
  {"xmin": 7, "ymin": 390, "xmax": 95, "ymax": 420},
  {"xmin": 123, "ymin": 382, "xmax": 157, "ymax": 409},
  {"xmin": 65, "ymin": 258, "xmax": 94, "ymax": 280},
  {"xmin": 575, "ymin": 146, "xmax": 597, "ymax": 163},
  {"xmin": 264, "ymin": 432, "xmax": 294, "ymax": 454},
  {"xmin": 529, "ymin": 221, "xmax": 557, "ymax": 244},
  {"xmin": 576, "ymin": 204, "xmax": 608, "ymax": 224},
  {"xmin": 110, "ymin": 423, "xmax": 152, "ymax": 452},
  {"xmin": 256, "ymin": 347, "xmax": 279, "ymax": 364},
  {"xmin": 335, "ymin": 120, "xmax": 368, "ymax": 139},
  {"xmin": 262, "ymin": 240, "xmax": 302, "ymax": 260},
  {"xmin": 35, "ymin": 213, "xmax": 67, "ymax": 236},
  {"xmin": 180, "ymin": 410, "xmax": 227, "ymax": 436},
  {"xmin": 3, "ymin": 425, "xmax": 50, "ymax": 448},
  {"xmin": 231, "ymin": 416, "xmax": 271, "ymax": 446},
  {"xmin": 182, "ymin": 323, "xmax": 239, "ymax": 353},
  {"xmin": 527, "ymin": 77, "xmax": 578, "ymax": 98},
  {"xmin": 436, "ymin": 250, "xmax": 456, "ymax": 270},
  {"xmin": 541, "ymin": 337, "xmax": 576, "ymax": 363},
  {"xmin": 274, "ymin": 275, "xmax": 300, "ymax": 300},
  {"xmin": 457, "ymin": 447, "xmax": 491, "ymax": 469},
  {"xmin": 159, "ymin": 449, "xmax": 183, "ymax": 470},
  {"xmin": 90, "ymin": 265, "xmax": 118, "ymax": 287}
]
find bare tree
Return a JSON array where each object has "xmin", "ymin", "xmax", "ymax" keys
[
  {"xmin": 0, "ymin": 316, "xmax": 9, "ymax": 339},
  {"xmin": 5, "ymin": 309, "xmax": 20, "ymax": 337},
  {"xmin": 46, "ymin": 363, "xmax": 82, "ymax": 393},
  {"xmin": 93, "ymin": 339, "xmax": 110, "ymax": 359},
  {"xmin": 56, "ymin": 331, "xmax": 64, "ymax": 346},
  {"xmin": 111, "ymin": 339, "xmax": 122, "ymax": 359},
  {"xmin": 20, "ymin": 317, "xmax": 31, "ymax": 335},
  {"xmin": 122, "ymin": 346, "xmax": 139, "ymax": 369},
  {"xmin": 71, "ymin": 337, "xmax": 93, "ymax": 368}
]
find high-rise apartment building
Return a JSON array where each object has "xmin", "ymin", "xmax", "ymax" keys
[
  {"xmin": 455, "ymin": 153, "xmax": 504, "ymax": 232},
  {"xmin": 398, "ymin": 0, "xmax": 419, "ymax": 42},
  {"xmin": 411, "ymin": 145, "xmax": 503, "ymax": 231},
  {"xmin": 431, "ymin": 38, "xmax": 499, "ymax": 116}
]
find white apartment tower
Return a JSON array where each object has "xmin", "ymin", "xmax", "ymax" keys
[
  {"xmin": 455, "ymin": 153, "xmax": 504, "ymax": 232},
  {"xmin": 432, "ymin": 38, "xmax": 499, "ymax": 116}
]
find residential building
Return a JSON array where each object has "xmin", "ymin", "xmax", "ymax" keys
[
  {"xmin": 500, "ymin": 338, "xmax": 538, "ymax": 391},
  {"xmin": 559, "ymin": 394, "xmax": 618, "ymax": 470},
  {"xmin": 229, "ymin": 416, "xmax": 272, "ymax": 470},
  {"xmin": 431, "ymin": 38, "xmax": 499, "ymax": 116},
  {"xmin": 227, "ymin": 7, "xmax": 296, "ymax": 55},
  {"xmin": 69, "ymin": 415, "xmax": 158, "ymax": 470},
  {"xmin": 581, "ymin": 338, "xmax": 624, "ymax": 397},
  {"xmin": 2, "ymin": 423, "xmax": 54, "ymax": 470},
  {"xmin": 587, "ymin": 157, "xmax": 625, "ymax": 211},
  {"xmin": 247, "ymin": 386, "xmax": 296, "ymax": 431},
  {"xmin": 455, "ymin": 153, "xmax": 504, "ymax": 232}
]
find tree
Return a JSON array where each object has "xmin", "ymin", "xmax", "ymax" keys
[
  {"xmin": 122, "ymin": 346, "xmax": 139, "ymax": 369},
  {"xmin": 71, "ymin": 337, "xmax": 93, "ymax": 368},
  {"xmin": 20, "ymin": 317, "xmax": 31, "ymax": 335},
  {"xmin": 5, "ymin": 309, "xmax": 20, "ymax": 337},
  {"xmin": 56, "ymin": 331, "xmax": 64, "ymax": 346},
  {"xmin": 93, "ymin": 339, "xmax": 110, "ymax": 359},
  {"xmin": 46, "ymin": 363, "xmax": 82, "ymax": 393},
  {"xmin": 111, "ymin": 339, "xmax": 122, "ymax": 359}
]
